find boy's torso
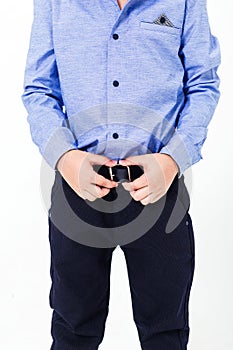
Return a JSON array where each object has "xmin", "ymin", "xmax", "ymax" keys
[{"xmin": 50, "ymin": 0, "xmax": 186, "ymax": 159}]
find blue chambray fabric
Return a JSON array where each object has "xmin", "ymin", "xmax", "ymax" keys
[{"xmin": 21, "ymin": 0, "xmax": 221, "ymax": 176}]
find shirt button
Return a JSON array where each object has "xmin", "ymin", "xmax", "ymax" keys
[
  {"xmin": 113, "ymin": 33, "xmax": 119, "ymax": 40},
  {"xmin": 113, "ymin": 80, "xmax": 119, "ymax": 87},
  {"xmin": 112, "ymin": 132, "xmax": 119, "ymax": 139}
]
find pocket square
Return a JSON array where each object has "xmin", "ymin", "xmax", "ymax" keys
[{"xmin": 153, "ymin": 14, "xmax": 175, "ymax": 27}]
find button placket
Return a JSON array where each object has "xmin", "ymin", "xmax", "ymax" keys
[
  {"xmin": 112, "ymin": 31, "xmax": 120, "ymax": 88},
  {"xmin": 106, "ymin": 24, "xmax": 121, "ymax": 154},
  {"xmin": 106, "ymin": 28, "xmax": 122, "ymax": 102}
]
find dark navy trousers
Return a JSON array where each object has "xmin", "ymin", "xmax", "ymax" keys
[{"xmin": 48, "ymin": 170, "xmax": 195, "ymax": 350}]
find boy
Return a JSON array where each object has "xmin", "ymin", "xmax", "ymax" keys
[{"xmin": 22, "ymin": 0, "xmax": 220, "ymax": 348}]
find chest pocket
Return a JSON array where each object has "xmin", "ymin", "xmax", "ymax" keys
[{"xmin": 140, "ymin": 21, "xmax": 181, "ymax": 36}]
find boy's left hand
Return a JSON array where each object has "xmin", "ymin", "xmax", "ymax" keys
[{"xmin": 119, "ymin": 153, "xmax": 178, "ymax": 205}]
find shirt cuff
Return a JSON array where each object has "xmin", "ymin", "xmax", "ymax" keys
[
  {"xmin": 41, "ymin": 126, "xmax": 77, "ymax": 169},
  {"xmin": 159, "ymin": 133, "xmax": 198, "ymax": 178}
]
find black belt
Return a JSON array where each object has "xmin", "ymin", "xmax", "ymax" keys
[
  {"xmin": 93, "ymin": 164, "xmax": 144, "ymax": 183},
  {"xmin": 92, "ymin": 164, "xmax": 144, "ymax": 201}
]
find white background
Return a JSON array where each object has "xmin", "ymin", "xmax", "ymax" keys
[{"xmin": 0, "ymin": 0, "xmax": 232, "ymax": 349}]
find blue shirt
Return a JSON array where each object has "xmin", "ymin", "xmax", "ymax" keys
[{"xmin": 21, "ymin": 0, "xmax": 221, "ymax": 176}]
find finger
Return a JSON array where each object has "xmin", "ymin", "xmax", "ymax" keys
[
  {"xmin": 92, "ymin": 172, "xmax": 118, "ymax": 188},
  {"xmin": 105, "ymin": 159, "xmax": 118, "ymax": 167},
  {"xmin": 140, "ymin": 193, "xmax": 155, "ymax": 206},
  {"xmin": 119, "ymin": 155, "xmax": 144, "ymax": 167},
  {"xmin": 96, "ymin": 187, "xmax": 111, "ymax": 198},
  {"xmin": 140, "ymin": 191, "xmax": 164, "ymax": 206},
  {"xmin": 86, "ymin": 185, "xmax": 110, "ymax": 199},
  {"xmin": 130, "ymin": 186, "xmax": 152, "ymax": 202},
  {"xmin": 88, "ymin": 153, "xmax": 116, "ymax": 167},
  {"xmin": 122, "ymin": 174, "xmax": 148, "ymax": 191}
]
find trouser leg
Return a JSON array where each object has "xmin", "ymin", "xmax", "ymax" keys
[
  {"xmin": 49, "ymin": 218, "xmax": 115, "ymax": 350},
  {"xmin": 48, "ymin": 172, "xmax": 116, "ymax": 350},
  {"xmin": 120, "ymin": 175, "xmax": 195, "ymax": 350}
]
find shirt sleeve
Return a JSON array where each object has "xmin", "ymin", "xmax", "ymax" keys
[
  {"xmin": 21, "ymin": 0, "xmax": 77, "ymax": 169},
  {"xmin": 159, "ymin": 0, "xmax": 221, "ymax": 177}
]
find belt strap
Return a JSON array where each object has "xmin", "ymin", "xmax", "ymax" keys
[{"xmin": 93, "ymin": 164, "xmax": 144, "ymax": 183}]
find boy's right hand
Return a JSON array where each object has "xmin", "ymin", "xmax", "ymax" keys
[{"xmin": 56, "ymin": 149, "xmax": 118, "ymax": 201}]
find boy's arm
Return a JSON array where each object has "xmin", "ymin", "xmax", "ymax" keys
[
  {"xmin": 160, "ymin": 0, "xmax": 221, "ymax": 177},
  {"xmin": 21, "ymin": 0, "xmax": 77, "ymax": 169}
]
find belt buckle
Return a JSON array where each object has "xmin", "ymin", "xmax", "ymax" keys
[{"xmin": 108, "ymin": 165, "xmax": 131, "ymax": 182}]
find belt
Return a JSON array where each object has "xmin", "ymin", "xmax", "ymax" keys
[
  {"xmin": 93, "ymin": 164, "xmax": 144, "ymax": 183},
  {"xmin": 92, "ymin": 164, "xmax": 144, "ymax": 201}
]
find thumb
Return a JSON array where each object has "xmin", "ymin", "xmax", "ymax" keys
[
  {"xmin": 119, "ymin": 155, "xmax": 143, "ymax": 167},
  {"xmin": 88, "ymin": 153, "xmax": 117, "ymax": 167}
]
